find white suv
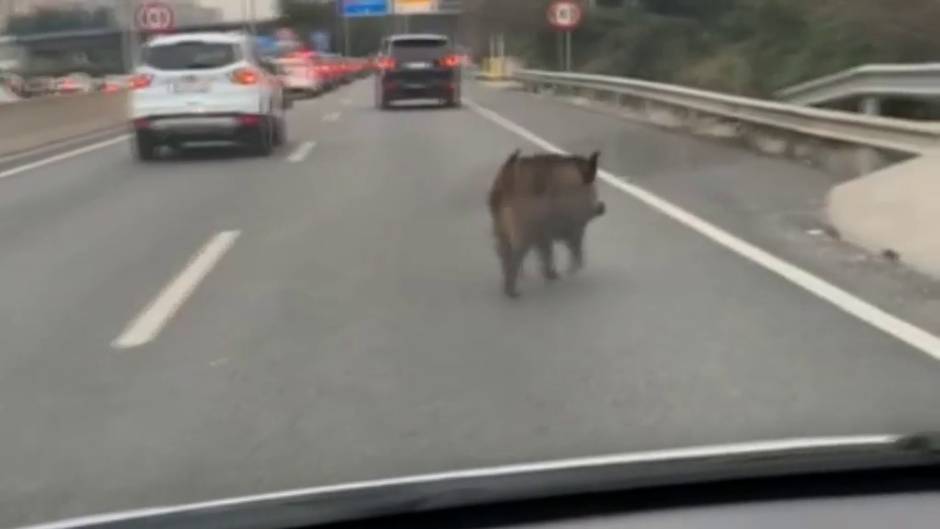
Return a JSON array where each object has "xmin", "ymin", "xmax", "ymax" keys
[{"xmin": 130, "ymin": 32, "xmax": 288, "ymax": 160}]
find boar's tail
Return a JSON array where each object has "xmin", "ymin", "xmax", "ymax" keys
[{"xmin": 489, "ymin": 149, "xmax": 521, "ymax": 213}]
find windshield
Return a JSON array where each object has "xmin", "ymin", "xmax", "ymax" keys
[
  {"xmin": 143, "ymin": 41, "xmax": 239, "ymax": 70},
  {"xmin": 3, "ymin": 0, "xmax": 940, "ymax": 527}
]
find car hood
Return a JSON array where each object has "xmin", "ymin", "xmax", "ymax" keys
[{"xmin": 23, "ymin": 433, "xmax": 940, "ymax": 529}]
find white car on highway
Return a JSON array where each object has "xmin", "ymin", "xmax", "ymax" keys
[{"xmin": 130, "ymin": 32, "xmax": 288, "ymax": 160}]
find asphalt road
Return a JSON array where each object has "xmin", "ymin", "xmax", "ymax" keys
[{"xmin": 1, "ymin": 80, "xmax": 939, "ymax": 527}]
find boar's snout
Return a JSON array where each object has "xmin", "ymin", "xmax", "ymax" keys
[{"xmin": 594, "ymin": 201, "xmax": 606, "ymax": 217}]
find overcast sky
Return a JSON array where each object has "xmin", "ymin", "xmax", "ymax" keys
[{"xmin": 199, "ymin": 0, "xmax": 279, "ymax": 19}]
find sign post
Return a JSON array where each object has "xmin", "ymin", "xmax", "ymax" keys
[{"xmin": 547, "ymin": 0, "xmax": 583, "ymax": 71}]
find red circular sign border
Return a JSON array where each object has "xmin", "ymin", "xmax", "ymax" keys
[
  {"xmin": 547, "ymin": 0, "xmax": 584, "ymax": 31},
  {"xmin": 136, "ymin": 2, "xmax": 176, "ymax": 31}
]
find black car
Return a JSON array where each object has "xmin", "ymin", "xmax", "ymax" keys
[{"xmin": 375, "ymin": 34, "xmax": 462, "ymax": 109}]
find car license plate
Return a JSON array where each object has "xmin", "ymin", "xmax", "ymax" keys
[
  {"xmin": 404, "ymin": 62, "xmax": 431, "ymax": 70},
  {"xmin": 173, "ymin": 76, "xmax": 210, "ymax": 93}
]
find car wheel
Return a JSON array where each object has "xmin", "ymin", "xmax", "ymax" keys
[
  {"xmin": 134, "ymin": 131, "xmax": 157, "ymax": 161},
  {"xmin": 273, "ymin": 117, "xmax": 286, "ymax": 147},
  {"xmin": 252, "ymin": 119, "xmax": 274, "ymax": 156},
  {"xmin": 447, "ymin": 87, "xmax": 462, "ymax": 108}
]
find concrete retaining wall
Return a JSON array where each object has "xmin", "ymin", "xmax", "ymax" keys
[{"xmin": 0, "ymin": 91, "xmax": 129, "ymax": 157}]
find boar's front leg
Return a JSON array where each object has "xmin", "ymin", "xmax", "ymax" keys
[{"xmin": 564, "ymin": 227, "xmax": 585, "ymax": 274}]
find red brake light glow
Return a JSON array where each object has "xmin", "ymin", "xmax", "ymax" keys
[
  {"xmin": 377, "ymin": 58, "xmax": 396, "ymax": 70},
  {"xmin": 130, "ymin": 74, "xmax": 153, "ymax": 90},
  {"xmin": 440, "ymin": 55, "xmax": 461, "ymax": 68},
  {"xmin": 231, "ymin": 68, "xmax": 260, "ymax": 85}
]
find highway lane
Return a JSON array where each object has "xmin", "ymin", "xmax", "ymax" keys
[{"xmin": 1, "ymin": 80, "xmax": 939, "ymax": 526}]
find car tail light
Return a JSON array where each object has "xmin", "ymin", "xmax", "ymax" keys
[
  {"xmin": 130, "ymin": 74, "xmax": 153, "ymax": 90},
  {"xmin": 238, "ymin": 114, "xmax": 262, "ymax": 126},
  {"xmin": 377, "ymin": 58, "xmax": 396, "ymax": 71},
  {"xmin": 440, "ymin": 55, "xmax": 461, "ymax": 68},
  {"xmin": 231, "ymin": 68, "xmax": 260, "ymax": 85},
  {"xmin": 133, "ymin": 118, "xmax": 150, "ymax": 129}
]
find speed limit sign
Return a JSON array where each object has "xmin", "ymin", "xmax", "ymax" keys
[
  {"xmin": 547, "ymin": 0, "xmax": 583, "ymax": 31},
  {"xmin": 136, "ymin": 2, "xmax": 175, "ymax": 31}
]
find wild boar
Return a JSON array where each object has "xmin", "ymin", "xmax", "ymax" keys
[{"xmin": 488, "ymin": 150, "xmax": 606, "ymax": 298}]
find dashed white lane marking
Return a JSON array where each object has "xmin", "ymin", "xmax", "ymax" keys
[
  {"xmin": 112, "ymin": 231, "xmax": 241, "ymax": 349},
  {"xmin": 323, "ymin": 112, "xmax": 341, "ymax": 123},
  {"xmin": 466, "ymin": 98, "xmax": 940, "ymax": 362},
  {"xmin": 287, "ymin": 140, "xmax": 316, "ymax": 163},
  {"xmin": 0, "ymin": 134, "xmax": 131, "ymax": 180}
]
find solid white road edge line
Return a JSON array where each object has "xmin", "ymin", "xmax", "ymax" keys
[
  {"xmin": 112, "ymin": 230, "xmax": 241, "ymax": 349},
  {"xmin": 466, "ymin": 98, "xmax": 940, "ymax": 362},
  {"xmin": 287, "ymin": 140, "xmax": 317, "ymax": 163},
  {"xmin": 0, "ymin": 134, "xmax": 131, "ymax": 180},
  {"xmin": 0, "ymin": 127, "xmax": 126, "ymax": 166}
]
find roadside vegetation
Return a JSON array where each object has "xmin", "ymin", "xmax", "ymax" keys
[{"xmin": 462, "ymin": 0, "xmax": 940, "ymax": 96}]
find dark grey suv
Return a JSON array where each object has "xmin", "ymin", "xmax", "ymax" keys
[{"xmin": 375, "ymin": 34, "xmax": 462, "ymax": 109}]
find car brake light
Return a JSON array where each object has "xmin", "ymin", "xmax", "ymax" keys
[
  {"xmin": 130, "ymin": 74, "xmax": 153, "ymax": 90},
  {"xmin": 377, "ymin": 58, "xmax": 396, "ymax": 70},
  {"xmin": 440, "ymin": 55, "xmax": 461, "ymax": 68},
  {"xmin": 133, "ymin": 118, "xmax": 150, "ymax": 129},
  {"xmin": 231, "ymin": 68, "xmax": 260, "ymax": 85},
  {"xmin": 238, "ymin": 114, "xmax": 262, "ymax": 126}
]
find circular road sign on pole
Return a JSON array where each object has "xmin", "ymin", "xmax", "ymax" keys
[
  {"xmin": 547, "ymin": 0, "xmax": 583, "ymax": 31},
  {"xmin": 547, "ymin": 0, "xmax": 583, "ymax": 71}
]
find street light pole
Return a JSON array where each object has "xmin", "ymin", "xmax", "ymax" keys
[{"xmin": 117, "ymin": 0, "xmax": 135, "ymax": 73}]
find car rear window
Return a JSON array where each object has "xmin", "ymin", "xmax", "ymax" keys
[
  {"xmin": 143, "ymin": 41, "xmax": 239, "ymax": 70},
  {"xmin": 390, "ymin": 39, "xmax": 449, "ymax": 61}
]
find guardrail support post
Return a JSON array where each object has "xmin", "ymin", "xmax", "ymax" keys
[
  {"xmin": 861, "ymin": 96, "xmax": 881, "ymax": 116},
  {"xmin": 855, "ymin": 97, "xmax": 884, "ymax": 174}
]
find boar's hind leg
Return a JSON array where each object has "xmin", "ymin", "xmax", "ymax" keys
[
  {"xmin": 564, "ymin": 228, "xmax": 585, "ymax": 274},
  {"xmin": 536, "ymin": 238, "xmax": 559, "ymax": 281}
]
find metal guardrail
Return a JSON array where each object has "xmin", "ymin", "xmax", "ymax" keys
[
  {"xmin": 776, "ymin": 63, "xmax": 940, "ymax": 107},
  {"xmin": 513, "ymin": 69, "xmax": 940, "ymax": 155}
]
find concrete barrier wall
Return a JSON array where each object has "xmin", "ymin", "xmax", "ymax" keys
[
  {"xmin": 828, "ymin": 153, "xmax": 940, "ymax": 279},
  {"xmin": 0, "ymin": 91, "xmax": 129, "ymax": 157}
]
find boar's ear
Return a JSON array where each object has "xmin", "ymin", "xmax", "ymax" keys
[
  {"xmin": 582, "ymin": 151, "xmax": 600, "ymax": 183},
  {"xmin": 503, "ymin": 149, "xmax": 521, "ymax": 169}
]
